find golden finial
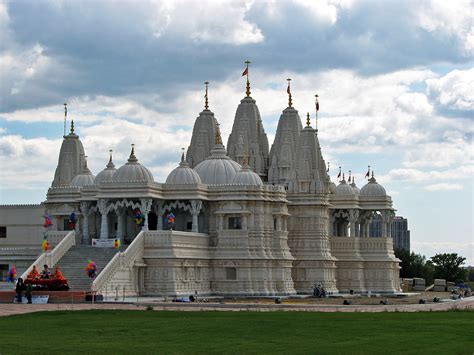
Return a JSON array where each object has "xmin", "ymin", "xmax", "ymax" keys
[
  {"xmin": 181, "ymin": 147, "xmax": 185, "ymax": 162},
  {"xmin": 70, "ymin": 119, "xmax": 75, "ymax": 134},
  {"xmin": 204, "ymin": 81, "xmax": 209, "ymax": 110},
  {"xmin": 63, "ymin": 102, "xmax": 67, "ymax": 136},
  {"xmin": 131, "ymin": 143, "xmax": 135, "ymax": 155},
  {"xmin": 306, "ymin": 112, "xmax": 311, "ymax": 127},
  {"xmin": 244, "ymin": 60, "xmax": 251, "ymax": 97},
  {"xmin": 109, "ymin": 149, "xmax": 113, "ymax": 163},
  {"xmin": 215, "ymin": 123, "xmax": 223, "ymax": 145},
  {"xmin": 287, "ymin": 78, "xmax": 292, "ymax": 108}
]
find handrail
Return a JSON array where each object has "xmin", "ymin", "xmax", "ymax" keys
[
  {"xmin": 20, "ymin": 231, "xmax": 75, "ymax": 280},
  {"xmin": 91, "ymin": 231, "xmax": 145, "ymax": 292}
]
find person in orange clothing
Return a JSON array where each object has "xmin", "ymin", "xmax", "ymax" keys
[
  {"xmin": 52, "ymin": 266, "xmax": 65, "ymax": 280},
  {"xmin": 27, "ymin": 265, "xmax": 40, "ymax": 280}
]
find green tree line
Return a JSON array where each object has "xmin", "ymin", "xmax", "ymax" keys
[{"xmin": 395, "ymin": 251, "xmax": 470, "ymax": 285}]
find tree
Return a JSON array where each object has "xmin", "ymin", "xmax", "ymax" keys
[
  {"xmin": 394, "ymin": 249, "xmax": 434, "ymax": 284},
  {"xmin": 430, "ymin": 253, "xmax": 467, "ymax": 282}
]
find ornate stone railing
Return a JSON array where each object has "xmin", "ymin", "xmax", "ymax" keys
[
  {"xmin": 46, "ymin": 231, "xmax": 70, "ymax": 248},
  {"xmin": 91, "ymin": 231, "xmax": 145, "ymax": 293},
  {"xmin": 20, "ymin": 231, "xmax": 75, "ymax": 280}
]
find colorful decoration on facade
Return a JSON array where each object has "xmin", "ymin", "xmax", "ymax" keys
[
  {"xmin": 85, "ymin": 260, "xmax": 98, "ymax": 279},
  {"xmin": 42, "ymin": 235, "xmax": 50, "ymax": 252},
  {"xmin": 43, "ymin": 214, "xmax": 53, "ymax": 229},
  {"xmin": 134, "ymin": 210, "xmax": 145, "ymax": 227},
  {"xmin": 114, "ymin": 238, "xmax": 121, "ymax": 250},
  {"xmin": 69, "ymin": 212, "xmax": 78, "ymax": 229},
  {"xmin": 6, "ymin": 266, "xmax": 17, "ymax": 283}
]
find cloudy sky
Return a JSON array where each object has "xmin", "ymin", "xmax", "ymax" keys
[{"xmin": 0, "ymin": 0, "xmax": 472, "ymax": 264}]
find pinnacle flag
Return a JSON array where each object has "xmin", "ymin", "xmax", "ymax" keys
[
  {"xmin": 337, "ymin": 167, "xmax": 341, "ymax": 179},
  {"xmin": 242, "ymin": 67, "xmax": 248, "ymax": 77},
  {"xmin": 365, "ymin": 167, "xmax": 370, "ymax": 178},
  {"xmin": 287, "ymin": 84, "xmax": 291, "ymax": 94},
  {"xmin": 315, "ymin": 95, "xmax": 319, "ymax": 111}
]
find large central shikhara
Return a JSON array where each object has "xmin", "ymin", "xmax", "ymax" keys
[{"xmin": 37, "ymin": 74, "xmax": 399, "ymax": 297}]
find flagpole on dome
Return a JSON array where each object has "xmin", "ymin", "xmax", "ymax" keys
[
  {"xmin": 63, "ymin": 102, "xmax": 67, "ymax": 137},
  {"xmin": 287, "ymin": 78, "xmax": 292, "ymax": 108},
  {"xmin": 337, "ymin": 166, "xmax": 342, "ymax": 181},
  {"xmin": 242, "ymin": 60, "xmax": 251, "ymax": 97},
  {"xmin": 365, "ymin": 165, "xmax": 371, "ymax": 179},
  {"xmin": 315, "ymin": 94, "xmax": 319, "ymax": 131}
]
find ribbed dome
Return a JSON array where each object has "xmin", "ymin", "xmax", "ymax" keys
[
  {"xmin": 113, "ymin": 146, "xmax": 154, "ymax": 183},
  {"xmin": 94, "ymin": 153, "xmax": 117, "ymax": 185},
  {"xmin": 335, "ymin": 178, "xmax": 355, "ymax": 196},
  {"xmin": 350, "ymin": 179, "xmax": 360, "ymax": 195},
  {"xmin": 70, "ymin": 158, "xmax": 95, "ymax": 187},
  {"xmin": 231, "ymin": 161, "xmax": 263, "ymax": 186},
  {"xmin": 166, "ymin": 154, "xmax": 202, "ymax": 185},
  {"xmin": 360, "ymin": 174, "xmax": 386, "ymax": 197},
  {"xmin": 194, "ymin": 144, "xmax": 241, "ymax": 184}
]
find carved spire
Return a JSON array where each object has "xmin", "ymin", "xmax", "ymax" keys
[
  {"xmin": 106, "ymin": 149, "xmax": 115, "ymax": 169},
  {"xmin": 128, "ymin": 143, "xmax": 138, "ymax": 163},
  {"xmin": 215, "ymin": 123, "xmax": 223, "ymax": 145},
  {"xmin": 287, "ymin": 78, "xmax": 293, "ymax": 108},
  {"xmin": 204, "ymin": 81, "xmax": 209, "ymax": 110}
]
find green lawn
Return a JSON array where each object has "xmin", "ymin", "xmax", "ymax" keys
[{"xmin": 0, "ymin": 310, "xmax": 472, "ymax": 354}]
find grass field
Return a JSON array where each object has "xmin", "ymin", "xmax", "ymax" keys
[{"xmin": 0, "ymin": 310, "xmax": 473, "ymax": 354}]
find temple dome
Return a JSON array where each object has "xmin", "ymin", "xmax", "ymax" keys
[
  {"xmin": 350, "ymin": 179, "xmax": 360, "ymax": 195},
  {"xmin": 231, "ymin": 161, "xmax": 263, "ymax": 186},
  {"xmin": 70, "ymin": 158, "xmax": 95, "ymax": 187},
  {"xmin": 194, "ymin": 144, "xmax": 241, "ymax": 185},
  {"xmin": 360, "ymin": 174, "xmax": 386, "ymax": 197},
  {"xmin": 166, "ymin": 154, "xmax": 202, "ymax": 185},
  {"xmin": 94, "ymin": 153, "xmax": 117, "ymax": 185},
  {"xmin": 329, "ymin": 182, "xmax": 337, "ymax": 194},
  {"xmin": 335, "ymin": 178, "xmax": 355, "ymax": 196},
  {"xmin": 113, "ymin": 146, "xmax": 154, "ymax": 183}
]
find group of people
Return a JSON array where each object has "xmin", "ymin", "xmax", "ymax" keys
[
  {"xmin": 15, "ymin": 265, "xmax": 67, "ymax": 303},
  {"xmin": 27, "ymin": 264, "xmax": 65, "ymax": 281},
  {"xmin": 313, "ymin": 284, "xmax": 327, "ymax": 298}
]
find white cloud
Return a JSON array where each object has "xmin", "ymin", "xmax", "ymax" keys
[
  {"xmin": 424, "ymin": 183, "xmax": 463, "ymax": 191},
  {"xmin": 416, "ymin": 0, "xmax": 474, "ymax": 53},
  {"xmin": 150, "ymin": 0, "xmax": 264, "ymax": 45},
  {"xmin": 426, "ymin": 68, "xmax": 474, "ymax": 111}
]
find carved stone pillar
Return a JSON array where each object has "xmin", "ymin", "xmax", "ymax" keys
[
  {"xmin": 116, "ymin": 208, "xmax": 124, "ymax": 243},
  {"xmin": 349, "ymin": 209, "xmax": 359, "ymax": 238},
  {"xmin": 190, "ymin": 200, "xmax": 202, "ymax": 233},
  {"xmin": 98, "ymin": 199, "xmax": 109, "ymax": 240},
  {"xmin": 140, "ymin": 198, "xmax": 152, "ymax": 231},
  {"xmin": 80, "ymin": 202, "xmax": 90, "ymax": 245},
  {"xmin": 154, "ymin": 201, "xmax": 164, "ymax": 230}
]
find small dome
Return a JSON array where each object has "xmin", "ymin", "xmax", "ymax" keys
[
  {"xmin": 113, "ymin": 146, "xmax": 154, "ymax": 183},
  {"xmin": 329, "ymin": 182, "xmax": 337, "ymax": 194},
  {"xmin": 350, "ymin": 178, "xmax": 360, "ymax": 195},
  {"xmin": 94, "ymin": 152, "xmax": 117, "ymax": 185},
  {"xmin": 70, "ymin": 158, "xmax": 95, "ymax": 187},
  {"xmin": 231, "ymin": 160, "xmax": 263, "ymax": 186},
  {"xmin": 194, "ymin": 144, "xmax": 241, "ymax": 184},
  {"xmin": 335, "ymin": 178, "xmax": 355, "ymax": 196},
  {"xmin": 360, "ymin": 173, "xmax": 386, "ymax": 197},
  {"xmin": 166, "ymin": 154, "xmax": 202, "ymax": 185}
]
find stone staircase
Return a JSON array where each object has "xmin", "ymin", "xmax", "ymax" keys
[{"xmin": 55, "ymin": 246, "xmax": 122, "ymax": 291}]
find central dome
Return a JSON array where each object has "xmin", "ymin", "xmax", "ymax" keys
[
  {"xmin": 113, "ymin": 146, "xmax": 154, "ymax": 183},
  {"xmin": 194, "ymin": 144, "xmax": 241, "ymax": 184}
]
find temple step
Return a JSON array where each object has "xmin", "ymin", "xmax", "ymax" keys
[{"xmin": 54, "ymin": 245, "xmax": 126, "ymax": 291}]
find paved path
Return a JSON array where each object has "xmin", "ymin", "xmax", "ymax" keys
[{"xmin": 0, "ymin": 297, "xmax": 472, "ymax": 317}]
